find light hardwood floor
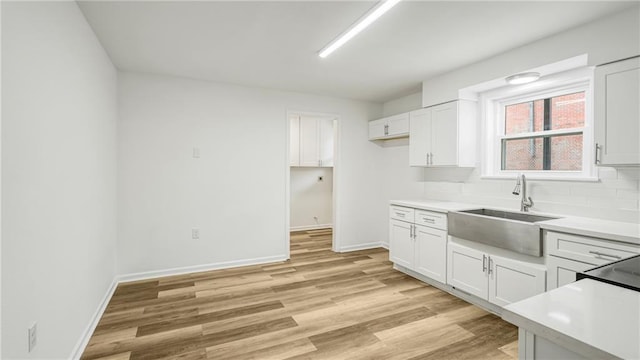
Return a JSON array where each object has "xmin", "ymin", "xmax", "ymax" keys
[{"xmin": 82, "ymin": 229, "xmax": 518, "ymax": 359}]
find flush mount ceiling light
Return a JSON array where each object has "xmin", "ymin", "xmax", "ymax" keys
[
  {"xmin": 505, "ymin": 72, "xmax": 541, "ymax": 85},
  {"xmin": 318, "ymin": 0, "xmax": 402, "ymax": 58}
]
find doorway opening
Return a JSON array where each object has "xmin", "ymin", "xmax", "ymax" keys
[{"xmin": 286, "ymin": 111, "xmax": 338, "ymax": 258}]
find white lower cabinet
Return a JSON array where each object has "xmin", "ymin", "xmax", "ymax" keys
[
  {"xmin": 389, "ymin": 219, "xmax": 414, "ymax": 269},
  {"xmin": 447, "ymin": 242, "xmax": 546, "ymax": 307},
  {"xmin": 547, "ymin": 256, "xmax": 595, "ymax": 290},
  {"xmin": 447, "ymin": 242, "xmax": 488, "ymax": 299},
  {"xmin": 489, "ymin": 254, "xmax": 546, "ymax": 307},
  {"xmin": 389, "ymin": 206, "xmax": 447, "ymax": 284},
  {"xmin": 414, "ymin": 225, "xmax": 447, "ymax": 283},
  {"xmin": 546, "ymin": 231, "xmax": 640, "ymax": 290}
]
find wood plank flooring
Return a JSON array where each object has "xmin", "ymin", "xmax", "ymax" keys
[{"xmin": 82, "ymin": 229, "xmax": 517, "ymax": 359}]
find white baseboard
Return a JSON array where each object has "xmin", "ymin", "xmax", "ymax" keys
[
  {"xmin": 338, "ymin": 242, "xmax": 384, "ymax": 252},
  {"xmin": 290, "ymin": 224, "xmax": 333, "ymax": 231},
  {"xmin": 69, "ymin": 278, "xmax": 118, "ymax": 360},
  {"xmin": 117, "ymin": 254, "xmax": 288, "ymax": 284},
  {"xmin": 71, "ymin": 254, "xmax": 288, "ymax": 357},
  {"xmin": 380, "ymin": 242, "xmax": 389, "ymax": 249}
]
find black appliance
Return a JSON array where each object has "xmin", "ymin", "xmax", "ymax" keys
[{"xmin": 577, "ymin": 254, "xmax": 640, "ymax": 292}]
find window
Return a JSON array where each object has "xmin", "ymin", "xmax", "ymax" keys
[
  {"xmin": 482, "ymin": 68, "xmax": 596, "ymax": 180},
  {"xmin": 502, "ymin": 92, "xmax": 585, "ymax": 171}
]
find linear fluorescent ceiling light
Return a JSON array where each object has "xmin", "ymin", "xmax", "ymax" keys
[
  {"xmin": 318, "ymin": 0, "xmax": 402, "ymax": 58},
  {"xmin": 505, "ymin": 72, "xmax": 541, "ymax": 85}
]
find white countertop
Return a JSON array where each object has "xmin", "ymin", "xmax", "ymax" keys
[
  {"xmin": 502, "ymin": 279, "xmax": 640, "ymax": 359},
  {"xmin": 539, "ymin": 216, "xmax": 640, "ymax": 245},
  {"xmin": 390, "ymin": 199, "xmax": 479, "ymax": 213},
  {"xmin": 390, "ymin": 199, "xmax": 640, "ymax": 245}
]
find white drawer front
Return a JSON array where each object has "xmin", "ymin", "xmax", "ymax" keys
[
  {"xmin": 547, "ymin": 231, "xmax": 640, "ymax": 266},
  {"xmin": 390, "ymin": 206, "xmax": 414, "ymax": 222},
  {"xmin": 415, "ymin": 209, "xmax": 447, "ymax": 230}
]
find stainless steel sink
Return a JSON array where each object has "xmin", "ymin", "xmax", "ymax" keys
[{"xmin": 448, "ymin": 208, "xmax": 560, "ymax": 257}]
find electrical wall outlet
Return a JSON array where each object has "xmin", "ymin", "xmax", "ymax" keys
[
  {"xmin": 28, "ymin": 322, "xmax": 37, "ymax": 352},
  {"xmin": 192, "ymin": 228, "xmax": 200, "ymax": 239}
]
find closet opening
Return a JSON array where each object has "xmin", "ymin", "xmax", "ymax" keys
[{"xmin": 286, "ymin": 111, "xmax": 338, "ymax": 258}]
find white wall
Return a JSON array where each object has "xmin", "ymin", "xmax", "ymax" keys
[
  {"xmin": 290, "ymin": 167, "xmax": 333, "ymax": 230},
  {"xmin": 382, "ymin": 92, "xmax": 422, "ymax": 117},
  {"xmin": 380, "ymin": 7, "xmax": 640, "ymax": 223},
  {"xmin": 1, "ymin": 2, "xmax": 118, "ymax": 359},
  {"xmin": 422, "ymin": 7, "xmax": 640, "ymax": 107},
  {"xmin": 419, "ymin": 167, "xmax": 639, "ymax": 223},
  {"xmin": 117, "ymin": 72, "xmax": 382, "ymax": 275}
]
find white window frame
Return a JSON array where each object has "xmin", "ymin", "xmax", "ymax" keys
[{"xmin": 481, "ymin": 67, "xmax": 597, "ymax": 181}]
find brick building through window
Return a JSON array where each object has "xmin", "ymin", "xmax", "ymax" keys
[{"xmin": 502, "ymin": 92, "xmax": 585, "ymax": 171}]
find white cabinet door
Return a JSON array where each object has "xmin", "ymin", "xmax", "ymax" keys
[
  {"xmin": 547, "ymin": 256, "xmax": 595, "ymax": 290},
  {"xmin": 447, "ymin": 242, "xmax": 488, "ymax": 299},
  {"xmin": 319, "ymin": 117, "xmax": 334, "ymax": 167},
  {"xmin": 389, "ymin": 219, "xmax": 414, "ymax": 269},
  {"xmin": 369, "ymin": 114, "xmax": 409, "ymax": 140},
  {"xmin": 299, "ymin": 116, "xmax": 320, "ymax": 166},
  {"xmin": 387, "ymin": 113, "xmax": 410, "ymax": 137},
  {"xmin": 369, "ymin": 118, "xmax": 386, "ymax": 140},
  {"xmin": 409, "ymin": 108, "xmax": 431, "ymax": 166},
  {"xmin": 409, "ymin": 101, "xmax": 475, "ymax": 167},
  {"xmin": 297, "ymin": 115, "xmax": 334, "ymax": 167},
  {"xmin": 430, "ymin": 102, "xmax": 458, "ymax": 166},
  {"xmin": 488, "ymin": 254, "xmax": 546, "ymax": 307},
  {"xmin": 595, "ymin": 56, "xmax": 640, "ymax": 165},
  {"xmin": 290, "ymin": 116, "xmax": 300, "ymax": 166},
  {"xmin": 414, "ymin": 225, "xmax": 447, "ymax": 283}
]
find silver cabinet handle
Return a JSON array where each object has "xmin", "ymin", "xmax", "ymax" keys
[
  {"xmin": 384, "ymin": 124, "xmax": 389, "ymax": 135},
  {"xmin": 595, "ymin": 143, "xmax": 601, "ymax": 164},
  {"xmin": 430, "ymin": 153, "xmax": 434, "ymax": 165},
  {"xmin": 488, "ymin": 256, "xmax": 493, "ymax": 275},
  {"xmin": 589, "ymin": 250, "xmax": 621, "ymax": 260},
  {"xmin": 412, "ymin": 225, "xmax": 416, "ymax": 239},
  {"xmin": 410, "ymin": 224, "xmax": 414, "ymax": 239},
  {"xmin": 396, "ymin": 212, "xmax": 405, "ymax": 218},
  {"xmin": 482, "ymin": 254, "xmax": 487, "ymax": 273},
  {"xmin": 426, "ymin": 153, "xmax": 431, "ymax": 166},
  {"xmin": 422, "ymin": 217, "xmax": 435, "ymax": 223}
]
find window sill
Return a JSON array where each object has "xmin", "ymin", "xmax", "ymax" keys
[{"xmin": 480, "ymin": 175, "xmax": 599, "ymax": 182}]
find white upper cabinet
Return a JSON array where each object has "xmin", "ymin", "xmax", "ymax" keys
[
  {"xmin": 368, "ymin": 113, "xmax": 410, "ymax": 140},
  {"xmin": 409, "ymin": 100, "xmax": 476, "ymax": 167},
  {"xmin": 318, "ymin": 117, "xmax": 334, "ymax": 167},
  {"xmin": 595, "ymin": 56, "xmax": 640, "ymax": 166},
  {"xmin": 292, "ymin": 115, "xmax": 334, "ymax": 167}
]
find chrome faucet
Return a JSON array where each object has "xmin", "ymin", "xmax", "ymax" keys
[{"xmin": 512, "ymin": 174, "xmax": 534, "ymax": 212}]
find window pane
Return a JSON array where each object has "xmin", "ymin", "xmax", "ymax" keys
[
  {"xmin": 504, "ymin": 91, "xmax": 585, "ymax": 135},
  {"xmin": 504, "ymin": 100, "xmax": 544, "ymax": 135},
  {"xmin": 550, "ymin": 92, "xmax": 585, "ymax": 130},
  {"xmin": 549, "ymin": 134, "xmax": 583, "ymax": 170},
  {"xmin": 502, "ymin": 134, "xmax": 583, "ymax": 171},
  {"xmin": 502, "ymin": 137, "xmax": 544, "ymax": 170}
]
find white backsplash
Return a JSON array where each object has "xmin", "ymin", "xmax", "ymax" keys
[{"xmin": 419, "ymin": 167, "xmax": 640, "ymax": 223}]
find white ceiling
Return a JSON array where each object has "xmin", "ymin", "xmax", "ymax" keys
[{"xmin": 78, "ymin": 1, "xmax": 634, "ymax": 103}]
